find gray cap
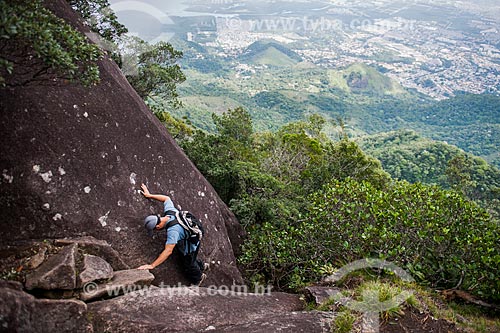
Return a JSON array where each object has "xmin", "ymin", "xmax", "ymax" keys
[{"xmin": 144, "ymin": 215, "xmax": 159, "ymax": 237}]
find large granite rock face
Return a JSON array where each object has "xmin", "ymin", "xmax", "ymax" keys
[
  {"xmin": 0, "ymin": 0, "xmax": 244, "ymax": 287},
  {"xmin": 0, "ymin": 281, "xmax": 92, "ymax": 333},
  {"xmin": 88, "ymin": 286, "xmax": 334, "ymax": 332}
]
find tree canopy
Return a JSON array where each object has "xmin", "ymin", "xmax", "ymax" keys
[
  {"xmin": 0, "ymin": 0, "xmax": 102, "ymax": 86},
  {"xmin": 167, "ymin": 107, "xmax": 500, "ymax": 302}
]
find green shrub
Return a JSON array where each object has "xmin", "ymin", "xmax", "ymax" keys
[
  {"xmin": 305, "ymin": 179, "xmax": 499, "ymax": 301},
  {"xmin": 332, "ymin": 311, "xmax": 357, "ymax": 333},
  {"xmin": 240, "ymin": 178, "xmax": 499, "ymax": 301}
]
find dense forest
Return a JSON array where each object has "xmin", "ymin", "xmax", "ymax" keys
[
  {"xmin": 162, "ymin": 108, "xmax": 498, "ymax": 303},
  {"xmin": 357, "ymin": 130, "xmax": 500, "ymax": 219},
  {"xmin": 2, "ymin": 0, "xmax": 499, "ymax": 329}
]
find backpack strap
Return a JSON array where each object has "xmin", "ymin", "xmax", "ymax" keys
[
  {"xmin": 165, "ymin": 219, "xmax": 179, "ymax": 230},
  {"xmin": 162, "ymin": 210, "xmax": 178, "ymax": 217},
  {"xmin": 163, "ymin": 209, "xmax": 179, "ymax": 230}
]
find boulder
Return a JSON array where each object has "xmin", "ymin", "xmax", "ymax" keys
[
  {"xmin": 77, "ymin": 254, "xmax": 114, "ymax": 288},
  {"xmin": 80, "ymin": 269, "xmax": 154, "ymax": 302},
  {"xmin": 0, "ymin": 279, "xmax": 24, "ymax": 291},
  {"xmin": 87, "ymin": 286, "xmax": 309, "ymax": 332},
  {"xmin": 0, "ymin": 0, "xmax": 244, "ymax": 287},
  {"xmin": 25, "ymin": 244, "xmax": 77, "ymax": 290},
  {"xmin": 56, "ymin": 236, "xmax": 128, "ymax": 271},
  {"xmin": 304, "ymin": 286, "xmax": 342, "ymax": 305},
  {"xmin": 0, "ymin": 281, "xmax": 92, "ymax": 333}
]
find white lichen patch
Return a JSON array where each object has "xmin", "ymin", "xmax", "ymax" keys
[
  {"xmin": 84, "ymin": 186, "xmax": 91, "ymax": 194},
  {"xmin": 33, "ymin": 165, "xmax": 40, "ymax": 173},
  {"xmin": 53, "ymin": 213, "xmax": 62, "ymax": 221},
  {"xmin": 40, "ymin": 171, "xmax": 53, "ymax": 183},
  {"xmin": 58, "ymin": 167, "xmax": 66, "ymax": 176},
  {"xmin": 42, "ymin": 203, "xmax": 50, "ymax": 210},
  {"xmin": 98, "ymin": 211, "xmax": 110, "ymax": 227},
  {"xmin": 73, "ymin": 104, "xmax": 78, "ymax": 109},
  {"xmin": 83, "ymin": 112, "xmax": 89, "ymax": 118},
  {"xmin": 115, "ymin": 227, "xmax": 121, "ymax": 232},
  {"xmin": 129, "ymin": 173, "xmax": 137, "ymax": 185},
  {"xmin": 2, "ymin": 170, "xmax": 13, "ymax": 183},
  {"xmin": 198, "ymin": 191, "xmax": 206, "ymax": 197}
]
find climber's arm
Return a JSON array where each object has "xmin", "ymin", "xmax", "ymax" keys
[
  {"xmin": 140, "ymin": 183, "xmax": 169, "ymax": 202},
  {"xmin": 137, "ymin": 243, "xmax": 175, "ymax": 270}
]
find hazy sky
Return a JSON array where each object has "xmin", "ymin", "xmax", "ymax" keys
[
  {"xmin": 107, "ymin": 0, "xmax": 500, "ymax": 18},
  {"xmin": 108, "ymin": 0, "xmax": 190, "ymax": 17}
]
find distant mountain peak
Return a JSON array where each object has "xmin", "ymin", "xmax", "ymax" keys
[
  {"xmin": 328, "ymin": 63, "xmax": 406, "ymax": 96},
  {"xmin": 239, "ymin": 40, "xmax": 302, "ymax": 67}
]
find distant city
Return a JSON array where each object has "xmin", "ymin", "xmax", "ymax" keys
[{"xmin": 110, "ymin": 0, "xmax": 500, "ymax": 100}]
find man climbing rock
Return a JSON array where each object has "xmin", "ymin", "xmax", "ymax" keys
[{"xmin": 137, "ymin": 184, "xmax": 207, "ymax": 286}]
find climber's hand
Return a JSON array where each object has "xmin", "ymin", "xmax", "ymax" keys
[
  {"xmin": 140, "ymin": 184, "xmax": 150, "ymax": 198},
  {"xmin": 137, "ymin": 264, "xmax": 154, "ymax": 270}
]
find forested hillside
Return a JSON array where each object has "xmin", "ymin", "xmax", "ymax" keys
[
  {"xmin": 172, "ymin": 38, "xmax": 500, "ymax": 168},
  {"xmin": 357, "ymin": 130, "xmax": 500, "ymax": 218}
]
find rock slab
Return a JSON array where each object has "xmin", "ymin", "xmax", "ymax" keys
[
  {"xmin": 80, "ymin": 269, "xmax": 154, "ymax": 301},
  {"xmin": 0, "ymin": 281, "xmax": 92, "ymax": 333},
  {"xmin": 25, "ymin": 244, "xmax": 77, "ymax": 290},
  {"xmin": 77, "ymin": 254, "xmax": 114, "ymax": 288},
  {"xmin": 216, "ymin": 311, "xmax": 335, "ymax": 332},
  {"xmin": 87, "ymin": 286, "xmax": 329, "ymax": 332},
  {"xmin": 56, "ymin": 236, "xmax": 128, "ymax": 271}
]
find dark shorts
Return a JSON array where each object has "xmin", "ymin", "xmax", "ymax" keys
[
  {"xmin": 176, "ymin": 239, "xmax": 203, "ymax": 284},
  {"xmin": 180, "ymin": 252, "xmax": 204, "ymax": 284}
]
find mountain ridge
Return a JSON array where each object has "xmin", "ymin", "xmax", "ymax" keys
[{"xmin": 238, "ymin": 40, "xmax": 303, "ymax": 66}]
